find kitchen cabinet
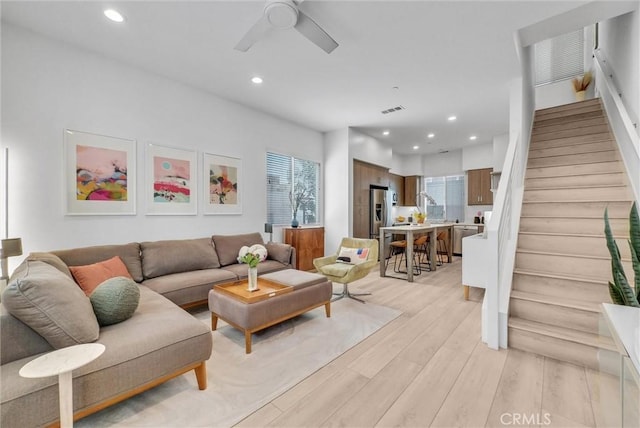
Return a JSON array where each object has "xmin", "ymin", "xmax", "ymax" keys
[
  {"xmin": 353, "ymin": 160, "xmax": 391, "ymax": 239},
  {"xmin": 388, "ymin": 173, "xmax": 404, "ymax": 205},
  {"xmin": 404, "ymin": 175, "xmax": 420, "ymax": 207},
  {"xmin": 284, "ymin": 226, "xmax": 325, "ymax": 271},
  {"xmin": 467, "ymin": 168, "xmax": 493, "ymax": 205}
]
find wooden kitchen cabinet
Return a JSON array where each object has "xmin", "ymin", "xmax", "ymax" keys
[
  {"xmin": 404, "ymin": 175, "xmax": 420, "ymax": 207},
  {"xmin": 388, "ymin": 173, "xmax": 404, "ymax": 205},
  {"xmin": 467, "ymin": 168, "xmax": 493, "ymax": 205},
  {"xmin": 283, "ymin": 226, "xmax": 325, "ymax": 271}
]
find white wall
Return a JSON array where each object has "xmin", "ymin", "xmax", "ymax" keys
[
  {"xmin": 462, "ymin": 143, "xmax": 494, "ymax": 171},
  {"xmin": 323, "ymin": 129, "xmax": 350, "ymax": 255},
  {"xmin": 1, "ymin": 24, "xmax": 324, "ymax": 267},
  {"xmin": 492, "ymin": 134, "xmax": 509, "ymax": 172},
  {"xmin": 599, "ymin": 10, "xmax": 639, "ymax": 127},
  {"xmin": 422, "ymin": 149, "xmax": 463, "ymax": 177},
  {"xmin": 348, "ymin": 128, "xmax": 393, "ymax": 169}
]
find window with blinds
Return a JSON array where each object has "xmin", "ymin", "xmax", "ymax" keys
[
  {"xmin": 534, "ymin": 29, "xmax": 584, "ymax": 86},
  {"xmin": 424, "ymin": 175, "xmax": 465, "ymax": 222},
  {"xmin": 266, "ymin": 152, "xmax": 320, "ymax": 226}
]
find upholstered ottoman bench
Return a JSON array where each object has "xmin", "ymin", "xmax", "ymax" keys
[{"xmin": 208, "ymin": 269, "xmax": 332, "ymax": 353}]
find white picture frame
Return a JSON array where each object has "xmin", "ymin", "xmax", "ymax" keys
[
  {"xmin": 64, "ymin": 129, "xmax": 136, "ymax": 215},
  {"xmin": 203, "ymin": 153, "xmax": 242, "ymax": 215},
  {"xmin": 145, "ymin": 143, "xmax": 197, "ymax": 215}
]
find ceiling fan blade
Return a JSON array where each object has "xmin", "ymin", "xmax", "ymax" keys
[
  {"xmin": 294, "ymin": 10, "xmax": 338, "ymax": 54},
  {"xmin": 234, "ymin": 16, "xmax": 271, "ymax": 52}
]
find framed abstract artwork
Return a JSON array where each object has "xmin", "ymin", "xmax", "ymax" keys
[
  {"xmin": 145, "ymin": 143, "xmax": 197, "ymax": 215},
  {"xmin": 203, "ymin": 153, "xmax": 241, "ymax": 215},
  {"xmin": 64, "ymin": 129, "xmax": 136, "ymax": 215}
]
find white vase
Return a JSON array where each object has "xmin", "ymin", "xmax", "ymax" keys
[{"xmin": 248, "ymin": 267, "xmax": 258, "ymax": 291}]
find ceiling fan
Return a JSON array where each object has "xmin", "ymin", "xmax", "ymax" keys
[{"xmin": 234, "ymin": 0, "xmax": 339, "ymax": 54}]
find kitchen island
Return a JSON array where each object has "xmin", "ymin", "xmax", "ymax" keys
[{"xmin": 379, "ymin": 223, "xmax": 454, "ymax": 282}]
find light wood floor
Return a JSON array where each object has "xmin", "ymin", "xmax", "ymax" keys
[{"xmin": 236, "ymin": 257, "xmax": 624, "ymax": 428}]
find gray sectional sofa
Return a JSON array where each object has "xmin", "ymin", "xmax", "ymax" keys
[{"xmin": 0, "ymin": 232, "xmax": 295, "ymax": 427}]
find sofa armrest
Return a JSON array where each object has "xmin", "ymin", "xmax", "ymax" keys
[
  {"xmin": 313, "ymin": 255, "xmax": 337, "ymax": 271},
  {"xmin": 1, "ymin": 305, "xmax": 53, "ymax": 365}
]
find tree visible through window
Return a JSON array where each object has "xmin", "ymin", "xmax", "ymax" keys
[{"xmin": 267, "ymin": 152, "xmax": 320, "ymax": 226}]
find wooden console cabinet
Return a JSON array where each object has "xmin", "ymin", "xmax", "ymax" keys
[{"xmin": 283, "ymin": 226, "xmax": 325, "ymax": 271}]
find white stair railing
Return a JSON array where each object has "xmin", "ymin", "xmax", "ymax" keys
[{"xmin": 593, "ymin": 49, "xmax": 640, "ymax": 202}]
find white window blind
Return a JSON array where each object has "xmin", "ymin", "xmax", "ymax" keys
[
  {"xmin": 266, "ymin": 152, "xmax": 320, "ymax": 226},
  {"xmin": 535, "ymin": 29, "xmax": 584, "ymax": 86},
  {"xmin": 425, "ymin": 175, "xmax": 465, "ymax": 222}
]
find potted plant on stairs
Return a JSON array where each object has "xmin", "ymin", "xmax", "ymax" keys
[{"xmin": 604, "ymin": 201, "xmax": 640, "ymax": 307}]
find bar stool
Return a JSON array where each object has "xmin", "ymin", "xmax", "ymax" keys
[
  {"xmin": 413, "ymin": 235, "xmax": 431, "ymax": 272},
  {"xmin": 386, "ymin": 240, "xmax": 420, "ymax": 275},
  {"xmin": 437, "ymin": 231, "xmax": 449, "ymax": 265}
]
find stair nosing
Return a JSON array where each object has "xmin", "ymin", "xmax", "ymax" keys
[
  {"xmin": 518, "ymin": 231, "xmax": 627, "ymax": 239},
  {"xmin": 524, "ymin": 184, "xmax": 627, "ymax": 191},
  {"xmin": 515, "ymin": 248, "xmax": 627, "ymax": 262},
  {"xmin": 521, "ymin": 199, "xmax": 632, "ymax": 204},
  {"xmin": 513, "ymin": 268, "xmax": 608, "ymax": 285},
  {"xmin": 508, "ymin": 317, "xmax": 617, "ymax": 351},
  {"xmin": 527, "ymin": 149, "xmax": 616, "ymax": 161},
  {"xmin": 527, "ymin": 161, "xmax": 620, "ymax": 170}
]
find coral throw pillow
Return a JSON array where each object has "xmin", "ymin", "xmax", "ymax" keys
[{"xmin": 69, "ymin": 256, "xmax": 133, "ymax": 296}]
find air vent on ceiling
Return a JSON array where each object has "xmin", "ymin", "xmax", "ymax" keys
[
  {"xmin": 381, "ymin": 105, "xmax": 405, "ymax": 114},
  {"xmin": 438, "ymin": 149, "xmax": 449, "ymax": 154}
]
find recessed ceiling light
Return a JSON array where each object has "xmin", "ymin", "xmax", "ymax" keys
[
  {"xmin": 104, "ymin": 9, "xmax": 124, "ymax": 23},
  {"xmin": 447, "ymin": 115, "xmax": 457, "ymax": 121},
  {"xmin": 469, "ymin": 135, "xmax": 477, "ymax": 140},
  {"xmin": 251, "ymin": 76, "xmax": 263, "ymax": 84},
  {"xmin": 413, "ymin": 145, "xmax": 419, "ymax": 150},
  {"xmin": 383, "ymin": 130, "xmax": 390, "ymax": 136},
  {"xmin": 427, "ymin": 133, "xmax": 435, "ymax": 138}
]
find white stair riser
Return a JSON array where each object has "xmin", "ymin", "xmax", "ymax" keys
[
  {"xmin": 532, "ymin": 125, "xmax": 611, "ymax": 142},
  {"xmin": 523, "ymin": 186, "xmax": 630, "ymax": 202},
  {"xmin": 519, "ymin": 216, "xmax": 629, "ymax": 235},
  {"xmin": 526, "ymin": 161, "xmax": 623, "ymax": 178},
  {"xmin": 530, "ymin": 133, "xmax": 613, "ymax": 150},
  {"xmin": 532, "ymin": 117, "xmax": 608, "ymax": 135},
  {"xmin": 510, "ymin": 299, "xmax": 599, "ymax": 334},
  {"xmin": 515, "ymin": 252, "xmax": 632, "ymax": 282},
  {"xmin": 508, "ymin": 327, "xmax": 613, "ymax": 371},
  {"xmin": 512, "ymin": 273, "xmax": 610, "ymax": 303},
  {"xmin": 527, "ymin": 151, "xmax": 619, "ymax": 168},
  {"xmin": 529, "ymin": 141, "xmax": 614, "ymax": 159},
  {"xmin": 518, "ymin": 234, "xmax": 632, "ymax": 259},
  {"xmin": 521, "ymin": 201, "xmax": 633, "ymax": 218},
  {"xmin": 525, "ymin": 173, "xmax": 626, "ymax": 189}
]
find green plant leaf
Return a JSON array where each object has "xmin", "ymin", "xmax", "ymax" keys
[
  {"xmin": 605, "ymin": 207, "xmax": 627, "ymax": 282},
  {"xmin": 630, "ymin": 242, "xmax": 640, "ymax": 301},
  {"xmin": 609, "ymin": 281, "xmax": 626, "ymax": 305},
  {"xmin": 629, "ymin": 202, "xmax": 640, "ymax": 299},
  {"xmin": 614, "ymin": 268, "xmax": 640, "ymax": 307}
]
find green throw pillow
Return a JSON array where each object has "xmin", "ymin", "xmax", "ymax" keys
[{"xmin": 90, "ymin": 277, "xmax": 140, "ymax": 326}]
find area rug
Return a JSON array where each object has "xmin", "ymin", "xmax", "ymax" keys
[{"xmin": 76, "ymin": 298, "xmax": 402, "ymax": 428}]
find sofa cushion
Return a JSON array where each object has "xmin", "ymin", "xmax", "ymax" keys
[
  {"xmin": 142, "ymin": 268, "xmax": 237, "ymax": 307},
  {"xmin": 53, "ymin": 243, "xmax": 143, "ymax": 282},
  {"xmin": 265, "ymin": 242, "xmax": 292, "ymax": 265},
  {"xmin": 90, "ymin": 277, "xmax": 140, "ymax": 326},
  {"xmin": 69, "ymin": 256, "xmax": 133, "ymax": 295},
  {"xmin": 221, "ymin": 260, "xmax": 289, "ymax": 279},
  {"xmin": 140, "ymin": 238, "xmax": 220, "ymax": 279},
  {"xmin": 1, "ymin": 261, "xmax": 99, "ymax": 349},
  {"xmin": 212, "ymin": 233, "xmax": 264, "ymax": 266},
  {"xmin": 25, "ymin": 252, "xmax": 72, "ymax": 278}
]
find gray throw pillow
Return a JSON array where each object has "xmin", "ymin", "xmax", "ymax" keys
[
  {"xmin": 2, "ymin": 260, "xmax": 100, "ymax": 348},
  {"xmin": 90, "ymin": 277, "xmax": 140, "ymax": 326},
  {"xmin": 265, "ymin": 242, "xmax": 292, "ymax": 265}
]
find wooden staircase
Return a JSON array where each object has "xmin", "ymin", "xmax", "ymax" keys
[{"xmin": 508, "ymin": 98, "xmax": 635, "ymax": 370}]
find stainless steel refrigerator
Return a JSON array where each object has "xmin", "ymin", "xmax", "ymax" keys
[{"xmin": 369, "ymin": 187, "xmax": 393, "ymax": 258}]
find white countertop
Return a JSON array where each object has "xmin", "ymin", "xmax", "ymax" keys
[
  {"xmin": 602, "ymin": 303, "xmax": 640, "ymax": 376},
  {"xmin": 381, "ymin": 223, "xmax": 454, "ymax": 231}
]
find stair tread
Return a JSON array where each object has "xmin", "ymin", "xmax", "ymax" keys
[
  {"xmin": 513, "ymin": 268, "xmax": 608, "ymax": 285},
  {"xmin": 510, "ymin": 290, "xmax": 602, "ymax": 312},
  {"xmin": 518, "ymin": 231, "xmax": 626, "ymax": 239},
  {"xmin": 508, "ymin": 317, "xmax": 617, "ymax": 351},
  {"xmin": 524, "ymin": 184, "xmax": 627, "ymax": 191}
]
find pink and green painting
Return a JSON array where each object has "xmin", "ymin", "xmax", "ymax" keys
[
  {"xmin": 76, "ymin": 145, "xmax": 128, "ymax": 201},
  {"xmin": 153, "ymin": 156, "xmax": 191, "ymax": 203},
  {"xmin": 209, "ymin": 163, "xmax": 237, "ymax": 205}
]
